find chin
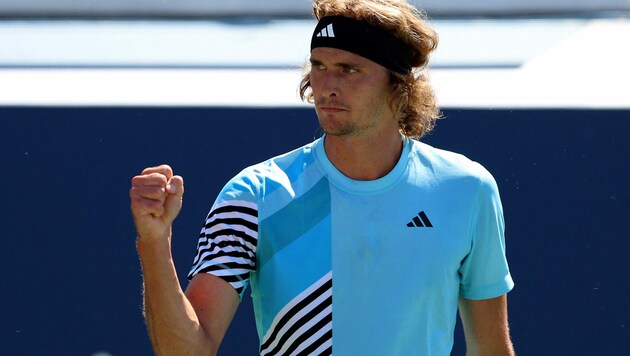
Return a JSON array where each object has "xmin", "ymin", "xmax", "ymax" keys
[
  {"xmin": 318, "ymin": 116, "xmax": 357, "ymax": 136},
  {"xmin": 321, "ymin": 126, "xmax": 356, "ymax": 137}
]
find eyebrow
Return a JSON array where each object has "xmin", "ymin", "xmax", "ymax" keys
[
  {"xmin": 309, "ymin": 56, "xmax": 361, "ymax": 69},
  {"xmin": 309, "ymin": 57, "xmax": 322, "ymax": 65}
]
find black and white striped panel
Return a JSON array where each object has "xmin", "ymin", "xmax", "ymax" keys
[
  {"xmin": 187, "ymin": 200, "xmax": 258, "ymax": 295},
  {"xmin": 260, "ymin": 272, "xmax": 332, "ymax": 356}
]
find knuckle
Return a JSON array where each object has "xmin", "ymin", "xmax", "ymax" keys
[
  {"xmin": 142, "ymin": 186, "xmax": 166, "ymax": 199},
  {"xmin": 131, "ymin": 175, "xmax": 144, "ymax": 186},
  {"xmin": 159, "ymin": 164, "xmax": 173, "ymax": 173},
  {"xmin": 147, "ymin": 174, "xmax": 167, "ymax": 185},
  {"xmin": 138, "ymin": 165, "xmax": 174, "ymax": 181}
]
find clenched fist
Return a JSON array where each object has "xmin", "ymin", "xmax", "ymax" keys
[{"xmin": 130, "ymin": 165, "xmax": 184, "ymax": 243}]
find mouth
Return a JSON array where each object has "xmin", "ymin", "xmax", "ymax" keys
[
  {"xmin": 320, "ymin": 107, "xmax": 346, "ymax": 113},
  {"xmin": 318, "ymin": 103, "xmax": 348, "ymax": 113}
]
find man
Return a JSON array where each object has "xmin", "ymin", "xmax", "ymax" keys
[{"xmin": 130, "ymin": 0, "xmax": 515, "ymax": 355}]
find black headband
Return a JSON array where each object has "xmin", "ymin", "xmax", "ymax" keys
[{"xmin": 310, "ymin": 16, "xmax": 413, "ymax": 74}]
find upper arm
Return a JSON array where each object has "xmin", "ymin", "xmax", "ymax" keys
[
  {"xmin": 459, "ymin": 294, "xmax": 515, "ymax": 356},
  {"xmin": 185, "ymin": 273, "xmax": 241, "ymax": 355}
]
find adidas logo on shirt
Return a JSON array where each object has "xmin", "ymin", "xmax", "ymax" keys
[
  {"xmin": 406, "ymin": 211, "xmax": 433, "ymax": 228},
  {"xmin": 316, "ymin": 23, "xmax": 335, "ymax": 38}
]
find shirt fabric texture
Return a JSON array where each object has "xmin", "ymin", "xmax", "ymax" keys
[{"xmin": 188, "ymin": 135, "xmax": 514, "ymax": 355}]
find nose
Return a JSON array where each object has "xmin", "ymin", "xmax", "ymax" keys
[
  {"xmin": 322, "ymin": 75, "xmax": 338, "ymax": 98},
  {"xmin": 315, "ymin": 70, "xmax": 339, "ymax": 98}
]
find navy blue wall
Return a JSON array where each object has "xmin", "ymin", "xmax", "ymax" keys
[{"xmin": 1, "ymin": 107, "xmax": 628, "ymax": 355}]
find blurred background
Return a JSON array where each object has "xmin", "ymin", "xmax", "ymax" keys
[{"xmin": 1, "ymin": 0, "xmax": 629, "ymax": 355}]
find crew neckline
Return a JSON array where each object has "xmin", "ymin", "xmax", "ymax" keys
[{"xmin": 313, "ymin": 135, "xmax": 411, "ymax": 195}]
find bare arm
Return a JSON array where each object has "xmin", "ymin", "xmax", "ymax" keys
[
  {"xmin": 185, "ymin": 273, "xmax": 241, "ymax": 353},
  {"xmin": 459, "ymin": 294, "xmax": 515, "ymax": 356},
  {"xmin": 131, "ymin": 165, "xmax": 239, "ymax": 356}
]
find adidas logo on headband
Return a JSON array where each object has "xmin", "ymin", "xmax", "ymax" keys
[
  {"xmin": 316, "ymin": 23, "xmax": 335, "ymax": 38},
  {"xmin": 311, "ymin": 16, "xmax": 413, "ymax": 74}
]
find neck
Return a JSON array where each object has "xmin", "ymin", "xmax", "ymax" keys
[{"xmin": 323, "ymin": 131, "xmax": 404, "ymax": 181}]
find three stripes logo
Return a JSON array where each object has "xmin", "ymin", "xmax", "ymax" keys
[
  {"xmin": 407, "ymin": 211, "xmax": 433, "ymax": 228},
  {"xmin": 316, "ymin": 23, "xmax": 335, "ymax": 38}
]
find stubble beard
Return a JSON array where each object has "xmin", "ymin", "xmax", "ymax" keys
[
  {"xmin": 320, "ymin": 122, "xmax": 359, "ymax": 137},
  {"xmin": 318, "ymin": 110, "xmax": 381, "ymax": 139},
  {"xmin": 317, "ymin": 109, "xmax": 370, "ymax": 138}
]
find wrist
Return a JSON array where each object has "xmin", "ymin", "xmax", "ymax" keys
[{"xmin": 136, "ymin": 231, "xmax": 172, "ymax": 257}]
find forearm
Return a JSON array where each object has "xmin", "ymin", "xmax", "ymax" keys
[
  {"xmin": 138, "ymin": 235, "xmax": 215, "ymax": 356},
  {"xmin": 460, "ymin": 295, "xmax": 515, "ymax": 356},
  {"xmin": 465, "ymin": 339, "xmax": 515, "ymax": 356}
]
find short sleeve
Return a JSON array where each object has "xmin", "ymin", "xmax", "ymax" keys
[
  {"xmin": 459, "ymin": 169, "xmax": 514, "ymax": 300},
  {"xmin": 187, "ymin": 169, "xmax": 260, "ymax": 299}
]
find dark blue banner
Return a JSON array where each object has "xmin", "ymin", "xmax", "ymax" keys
[{"xmin": 1, "ymin": 107, "xmax": 628, "ymax": 355}]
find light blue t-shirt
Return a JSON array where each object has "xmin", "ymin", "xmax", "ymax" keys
[{"xmin": 188, "ymin": 136, "xmax": 514, "ymax": 355}]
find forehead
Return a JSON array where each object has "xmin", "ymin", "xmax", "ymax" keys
[{"xmin": 310, "ymin": 47, "xmax": 386, "ymax": 70}]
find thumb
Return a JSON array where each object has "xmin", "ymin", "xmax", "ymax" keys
[{"xmin": 163, "ymin": 175, "xmax": 184, "ymax": 223}]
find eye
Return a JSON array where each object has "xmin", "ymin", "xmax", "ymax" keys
[
  {"xmin": 310, "ymin": 60, "xmax": 326, "ymax": 71},
  {"xmin": 342, "ymin": 66, "xmax": 358, "ymax": 74}
]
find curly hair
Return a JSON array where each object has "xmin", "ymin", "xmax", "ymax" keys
[{"xmin": 299, "ymin": 0, "xmax": 441, "ymax": 138}]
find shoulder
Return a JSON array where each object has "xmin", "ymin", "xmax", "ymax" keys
[
  {"xmin": 245, "ymin": 140, "xmax": 317, "ymax": 181},
  {"xmin": 220, "ymin": 140, "xmax": 319, "ymax": 199},
  {"xmin": 410, "ymin": 139, "xmax": 497, "ymax": 189}
]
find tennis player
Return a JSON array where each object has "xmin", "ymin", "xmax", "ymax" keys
[{"xmin": 130, "ymin": 0, "xmax": 515, "ymax": 354}]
